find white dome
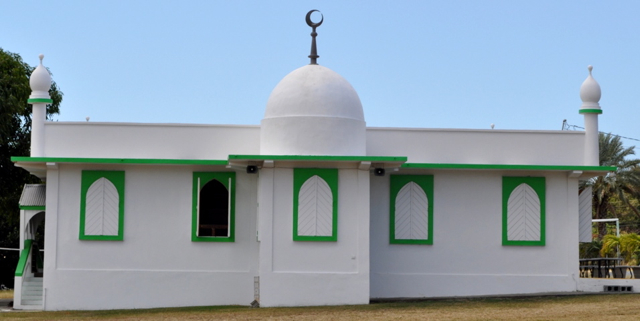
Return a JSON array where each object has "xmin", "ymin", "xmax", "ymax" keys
[
  {"xmin": 263, "ymin": 64, "xmax": 364, "ymax": 120},
  {"xmin": 580, "ymin": 65, "xmax": 601, "ymax": 110},
  {"xmin": 260, "ymin": 64, "xmax": 366, "ymax": 156},
  {"xmin": 29, "ymin": 54, "xmax": 52, "ymax": 100}
]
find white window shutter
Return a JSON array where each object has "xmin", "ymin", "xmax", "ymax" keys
[
  {"xmin": 85, "ymin": 177, "xmax": 119, "ymax": 236},
  {"xmin": 395, "ymin": 182, "xmax": 429, "ymax": 240},
  {"xmin": 507, "ymin": 183, "xmax": 541, "ymax": 241},
  {"xmin": 297, "ymin": 175, "xmax": 333, "ymax": 236},
  {"xmin": 579, "ymin": 187, "xmax": 593, "ymax": 243}
]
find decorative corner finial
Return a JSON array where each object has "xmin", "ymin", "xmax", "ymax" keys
[
  {"xmin": 306, "ymin": 10, "xmax": 323, "ymax": 65},
  {"xmin": 27, "ymin": 54, "xmax": 52, "ymax": 103},
  {"xmin": 579, "ymin": 64, "xmax": 602, "ymax": 111}
]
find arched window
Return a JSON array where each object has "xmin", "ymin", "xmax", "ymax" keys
[
  {"xmin": 297, "ymin": 175, "xmax": 333, "ymax": 237},
  {"xmin": 389, "ymin": 175, "xmax": 433, "ymax": 244},
  {"xmin": 507, "ymin": 183, "xmax": 540, "ymax": 241},
  {"xmin": 293, "ymin": 168, "xmax": 338, "ymax": 241},
  {"xmin": 198, "ymin": 179, "xmax": 229, "ymax": 237},
  {"xmin": 192, "ymin": 172, "xmax": 235, "ymax": 242},
  {"xmin": 394, "ymin": 181, "xmax": 429, "ymax": 240},
  {"xmin": 79, "ymin": 171, "xmax": 125, "ymax": 241},
  {"xmin": 502, "ymin": 177, "xmax": 545, "ymax": 246},
  {"xmin": 85, "ymin": 178, "xmax": 120, "ymax": 236}
]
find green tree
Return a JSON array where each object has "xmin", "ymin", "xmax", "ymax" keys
[
  {"xmin": 0, "ymin": 48, "xmax": 62, "ymax": 286},
  {"xmin": 581, "ymin": 133, "xmax": 640, "ymax": 238}
]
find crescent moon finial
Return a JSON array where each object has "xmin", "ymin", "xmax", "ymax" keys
[
  {"xmin": 306, "ymin": 10, "xmax": 323, "ymax": 64},
  {"xmin": 306, "ymin": 10, "xmax": 323, "ymax": 28}
]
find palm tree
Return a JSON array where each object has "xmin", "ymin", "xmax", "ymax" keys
[
  {"xmin": 619, "ymin": 233, "xmax": 640, "ymax": 265},
  {"xmin": 600, "ymin": 234, "xmax": 620, "ymax": 258},
  {"xmin": 581, "ymin": 133, "xmax": 640, "ymax": 238},
  {"xmin": 600, "ymin": 233, "xmax": 640, "ymax": 264}
]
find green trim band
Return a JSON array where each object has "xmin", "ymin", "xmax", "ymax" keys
[
  {"xmin": 19, "ymin": 206, "xmax": 45, "ymax": 211},
  {"xmin": 230, "ymin": 155, "xmax": 407, "ymax": 162},
  {"xmin": 579, "ymin": 109, "xmax": 603, "ymax": 114},
  {"xmin": 402, "ymin": 163, "xmax": 616, "ymax": 171},
  {"xmin": 27, "ymin": 98, "xmax": 53, "ymax": 104},
  {"xmin": 12, "ymin": 156, "xmax": 228, "ymax": 166},
  {"xmin": 15, "ymin": 239, "xmax": 33, "ymax": 277}
]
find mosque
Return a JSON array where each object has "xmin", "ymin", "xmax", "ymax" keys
[{"xmin": 12, "ymin": 11, "xmax": 619, "ymax": 310}]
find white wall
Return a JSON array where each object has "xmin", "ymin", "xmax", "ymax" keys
[
  {"xmin": 43, "ymin": 122, "xmax": 260, "ymax": 159},
  {"xmin": 367, "ymin": 128, "xmax": 585, "ymax": 165},
  {"xmin": 43, "ymin": 163, "xmax": 259, "ymax": 310},
  {"xmin": 258, "ymin": 168, "xmax": 370, "ymax": 307},
  {"xmin": 35, "ymin": 122, "xmax": 590, "ymax": 308},
  {"xmin": 370, "ymin": 170, "xmax": 580, "ymax": 298}
]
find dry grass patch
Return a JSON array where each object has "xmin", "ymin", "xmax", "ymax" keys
[
  {"xmin": 0, "ymin": 291, "xmax": 13, "ymax": 300},
  {"xmin": 1, "ymin": 294, "xmax": 640, "ymax": 320}
]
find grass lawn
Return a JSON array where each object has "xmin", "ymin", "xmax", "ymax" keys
[{"xmin": 1, "ymin": 294, "xmax": 639, "ymax": 320}]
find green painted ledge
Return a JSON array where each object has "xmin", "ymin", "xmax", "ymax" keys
[
  {"xmin": 14, "ymin": 239, "xmax": 33, "ymax": 277},
  {"xmin": 12, "ymin": 156, "xmax": 616, "ymax": 172},
  {"xmin": 19, "ymin": 206, "xmax": 45, "ymax": 211},
  {"xmin": 229, "ymin": 155, "xmax": 408, "ymax": 162},
  {"xmin": 11, "ymin": 157, "xmax": 228, "ymax": 166}
]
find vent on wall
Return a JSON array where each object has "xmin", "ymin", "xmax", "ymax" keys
[{"xmin": 604, "ymin": 285, "xmax": 633, "ymax": 292}]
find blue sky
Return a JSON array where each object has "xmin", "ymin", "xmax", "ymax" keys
[{"xmin": 2, "ymin": 1, "xmax": 639, "ymax": 146}]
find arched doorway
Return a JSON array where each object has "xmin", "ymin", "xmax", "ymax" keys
[{"xmin": 24, "ymin": 211, "xmax": 45, "ymax": 278}]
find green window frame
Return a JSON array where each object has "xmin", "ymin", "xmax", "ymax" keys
[
  {"xmin": 389, "ymin": 175, "xmax": 434, "ymax": 244},
  {"xmin": 79, "ymin": 170, "xmax": 125, "ymax": 241},
  {"xmin": 502, "ymin": 176, "xmax": 546, "ymax": 246},
  {"xmin": 192, "ymin": 172, "xmax": 236, "ymax": 242},
  {"xmin": 293, "ymin": 168, "xmax": 338, "ymax": 242}
]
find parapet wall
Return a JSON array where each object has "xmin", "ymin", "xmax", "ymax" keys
[
  {"xmin": 43, "ymin": 122, "xmax": 586, "ymax": 166},
  {"xmin": 43, "ymin": 122, "xmax": 261, "ymax": 160},
  {"xmin": 367, "ymin": 127, "xmax": 586, "ymax": 166}
]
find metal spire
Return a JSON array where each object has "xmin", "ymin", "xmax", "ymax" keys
[{"xmin": 306, "ymin": 10, "xmax": 323, "ymax": 65}]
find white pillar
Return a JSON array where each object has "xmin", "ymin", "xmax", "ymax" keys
[
  {"xmin": 579, "ymin": 65, "xmax": 602, "ymax": 166},
  {"xmin": 584, "ymin": 113, "xmax": 599, "ymax": 166},
  {"xmin": 27, "ymin": 54, "xmax": 52, "ymax": 158},
  {"xmin": 257, "ymin": 165, "xmax": 274, "ymax": 306},
  {"xmin": 31, "ymin": 104, "xmax": 46, "ymax": 157}
]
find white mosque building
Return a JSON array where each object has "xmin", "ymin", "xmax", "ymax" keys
[{"xmin": 12, "ymin": 11, "xmax": 623, "ymax": 311}]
